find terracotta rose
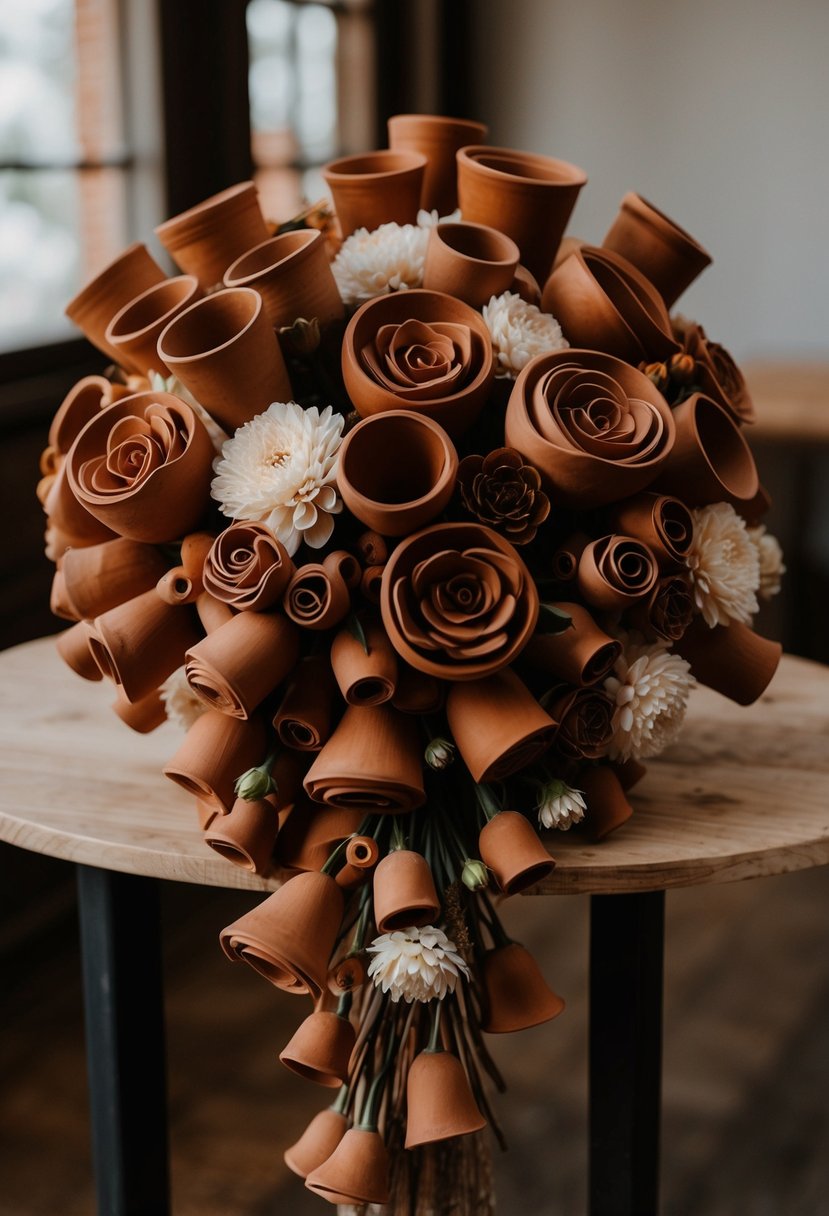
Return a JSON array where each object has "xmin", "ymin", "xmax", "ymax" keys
[
  {"xmin": 679, "ymin": 321, "xmax": 754, "ymax": 424},
  {"xmin": 203, "ymin": 522, "xmax": 295, "ymax": 611},
  {"xmin": 457, "ymin": 448, "xmax": 550, "ymax": 545},
  {"xmin": 547, "ymin": 686, "xmax": 615, "ymax": 760}
]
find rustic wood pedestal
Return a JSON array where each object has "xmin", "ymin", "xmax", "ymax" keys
[{"xmin": 1, "ymin": 638, "xmax": 828, "ymax": 1216}]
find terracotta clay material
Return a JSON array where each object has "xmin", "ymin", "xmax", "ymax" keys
[
  {"xmin": 609, "ymin": 492, "xmax": 694, "ymax": 570},
  {"xmin": 387, "ymin": 114, "xmax": 488, "ymax": 213},
  {"xmin": 480, "ymin": 942, "xmax": 565, "ymax": 1033},
  {"xmin": 55, "ymin": 621, "xmax": 103, "ymax": 682},
  {"xmin": 274, "ymin": 655, "xmax": 338, "ymax": 751},
  {"xmin": 105, "ymin": 275, "xmax": 202, "ymax": 376},
  {"xmin": 346, "ymin": 836, "xmax": 380, "ymax": 870},
  {"xmin": 603, "ymin": 192, "xmax": 712, "ymax": 308},
  {"xmin": 279, "ymin": 1010, "xmax": 356, "ymax": 1087},
  {"xmin": 373, "ymin": 849, "xmax": 440, "ymax": 933},
  {"xmin": 330, "ymin": 617, "xmax": 398, "ymax": 707},
  {"xmin": 674, "ymin": 616, "xmax": 781, "ymax": 706},
  {"xmin": 163, "ymin": 710, "xmax": 266, "ymax": 814},
  {"xmin": 65, "ymin": 242, "xmax": 166, "ymax": 363},
  {"xmin": 61, "ymin": 538, "xmax": 169, "ymax": 619},
  {"xmin": 154, "ymin": 181, "xmax": 270, "ymax": 289},
  {"xmin": 305, "ymin": 1127, "xmax": 390, "ymax": 1206},
  {"xmin": 547, "ymin": 686, "xmax": 616, "ymax": 761},
  {"xmin": 44, "ymin": 459, "xmax": 117, "ymax": 551},
  {"xmin": 185, "ymin": 610, "xmax": 300, "ymax": 719},
  {"xmin": 391, "ymin": 663, "xmax": 445, "ymax": 715},
  {"xmin": 89, "ymin": 589, "xmax": 201, "ymax": 703},
  {"xmin": 203, "ymin": 521, "xmax": 295, "ymax": 612},
  {"xmin": 578, "ymin": 765, "xmax": 635, "ymax": 841},
  {"xmin": 577, "ymin": 535, "xmax": 659, "ymax": 612},
  {"xmin": 303, "ymin": 703, "xmax": 425, "ymax": 814},
  {"xmin": 282, "ymin": 551, "xmax": 360, "ymax": 632},
  {"xmin": 651, "ymin": 393, "xmax": 759, "ymax": 507},
  {"xmin": 112, "ymin": 686, "xmax": 167, "ymax": 734},
  {"xmin": 478, "ymin": 810, "xmax": 556, "ymax": 895},
  {"xmin": 404, "ymin": 1050, "xmax": 486, "ymax": 1148},
  {"xmin": 50, "ymin": 569, "xmax": 80, "ymax": 622},
  {"xmin": 422, "ymin": 221, "xmax": 519, "ymax": 310},
  {"xmin": 510, "ymin": 263, "xmax": 542, "ymax": 306},
  {"xmin": 156, "ymin": 287, "xmax": 293, "ymax": 434},
  {"xmin": 156, "ymin": 566, "xmax": 197, "ymax": 606},
  {"xmin": 446, "ymin": 668, "xmax": 557, "ymax": 783},
  {"xmin": 203, "ymin": 795, "xmax": 279, "ymax": 874},
  {"xmin": 322, "ymin": 150, "xmax": 427, "ymax": 239},
  {"xmin": 551, "ymin": 532, "xmax": 591, "ymax": 582},
  {"xmin": 522, "ymin": 602, "xmax": 621, "ymax": 686},
  {"xmin": 284, "ymin": 1109, "xmax": 349, "ymax": 1179},
  {"xmin": 195, "ymin": 592, "xmax": 235, "ymax": 635},
  {"xmin": 628, "ymin": 573, "xmax": 695, "ymax": 643},
  {"xmin": 224, "ymin": 229, "xmax": 344, "ymax": 330},
  {"xmin": 49, "ymin": 375, "xmax": 110, "ymax": 456},
  {"xmin": 275, "ymin": 803, "xmax": 365, "ymax": 873}
]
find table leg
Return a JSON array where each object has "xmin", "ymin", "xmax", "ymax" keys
[
  {"xmin": 76, "ymin": 865, "xmax": 171, "ymax": 1216},
  {"xmin": 589, "ymin": 890, "xmax": 665, "ymax": 1216}
]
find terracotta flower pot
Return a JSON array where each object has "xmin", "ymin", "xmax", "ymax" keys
[
  {"xmin": 154, "ymin": 181, "xmax": 270, "ymax": 289},
  {"xmin": 55, "ymin": 621, "xmax": 103, "ymax": 682},
  {"xmin": 422, "ymin": 221, "xmax": 519, "ymax": 309},
  {"xmin": 577, "ymin": 535, "xmax": 659, "ymax": 612},
  {"xmin": 112, "ymin": 686, "xmax": 167, "ymax": 734},
  {"xmin": 651, "ymin": 393, "xmax": 759, "ymax": 507},
  {"xmin": 61, "ymin": 537, "xmax": 169, "ymax": 619},
  {"xmin": 547, "ymin": 686, "xmax": 615, "ymax": 761},
  {"xmin": 48, "ymin": 375, "xmax": 110, "ymax": 455},
  {"xmin": 446, "ymin": 668, "xmax": 557, "ymax": 783},
  {"xmin": 456, "ymin": 145, "xmax": 587, "ymax": 284},
  {"xmin": 674, "ymin": 616, "xmax": 781, "ymax": 706},
  {"xmin": 105, "ymin": 276, "xmax": 202, "ymax": 377},
  {"xmin": 273, "ymin": 655, "xmax": 338, "ymax": 751},
  {"xmin": 202, "ymin": 521, "xmax": 295, "ymax": 612},
  {"xmin": 65, "ymin": 391, "xmax": 215, "ymax": 543},
  {"xmin": 387, "ymin": 113, "xmax": 488, "ymax": 213},
  {"xmin": 341, "ymin": 289, "xmax": 495, "ymax": 440},
  {"xmin": 282, "ymin": 551, "xmax": 360, "ymax": 631},
  {"xmin": 303, "ymin": 703, "xmax": 425, "ymax": 814},
  {"xmin": 275, "ymin": 802, "xmax": 365, "ymax": 873},
  {"xmin": 609, "ymin": 492, "xmax": 694, "ymax": 570},
  {"xmin": 578, "ymin": 765, "xmax": 635, "ymax": 841},
  {"xmin": 224, "ymin": 229, "xmax": 344, "ymax": 330},
  {"xmin": 88, "ymin": 589, "xmax": 201, "ymax": 702},
  {"xmin": 478, "ymin": 811, "xmax": 556, "ymax": 895},
  {"xmin": 284, "ymin": 1108, "xmax": 349, "ymax": 1179},
  {"xmin": 404, "ymin": 1049, "xmax": 486, "ymax": 1147},
  {"xmin": 203, "ymin": 795, "xmax": 279, "ymax": 874},
  {"xmin": 330, "ymin": 617, "xmax": 398, "ymax": 707},
  {"xmin": 322, "ymin": 150, "xmax": 427, "ymax": 238},
  {"xmin": 603, "ymin": 192, "xmax": 712, "ymax": 308},
  {"xmin": 185, "ymin": 610, "xmax": 300, "ymax": 720},
  {"xmin": 65, "ymin": 243, "xmax": 166, "ymax": 363},
  {"xmin": 504, "ymin": 349, "xmax": 676, "ymax": 509},
  {"xmin": 522, "ymin": 603, "xmax": 621, "ymax": 687},
  {"xmin": 391, "ymin": 662, "xmax": 445, "ymax": 715},
  {"xmin": 305, "ymin": 1126, "xmax": 390, "ymax": 1206},
  {"xmin": 336, "ymin": 411, "xmax": 458, "ymax": 536},
  {"xmin": 163, "ymin": 710, "xmax": 267, "ymax": 813},
  {"xmin": 480, "ymin": 942, "xmax": 565, "ymax": 1033},
  {"xmin": 279, "ymin": 1010, "xmax": 356, "ymax": 1087},
  {"xmin": 373, "ymin": 849, "xmax": 440, "ymax": 933},
  {"xmin": 156, "ymin": 287, "xmax": 293, "ymax": 434},
  {"xmin": 220, "ymin": 871, "xmax": 345, "ymax": 999}
]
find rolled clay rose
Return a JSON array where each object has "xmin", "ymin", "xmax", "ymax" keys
[
  {"xmin": 273, "ymin": 655, "xmax": 338, "ymax": 752},
  {"xmin": 609, "ymin": 492, "xmax": 693, "ymax": 570},
  {"xmin": 679, "ymin": 321, "xmax": 754, "ymax": 424},
  {"xmin": 203, "ymin": 521, "xmax": 295, "ymax": 611},
  {"xmin": 504, "ymin": 350, "xmax": 675, "ymax": 509},
  {"xmin": 627, "ymin": 573, "xmax": 695, "ymax": 643},
  {"xmin": 547, "ymin": 685, "xmax": 615, "ymax": 760},
  {"xmin": 457, "ymin": 448, "xmax": 550, "ymax": 545},
  {"xmin": 577, "ymin": 535, "xmax": 659, "ymax": 612},
  {"xmin": 380, "ymin": 521, "xmax": 539, "ymax": 681},
  {"xmin": 282, "ymin": 551, "xmax": 361, "ymax": 632}
]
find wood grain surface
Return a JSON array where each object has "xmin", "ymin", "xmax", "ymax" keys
[{"xmin": 1, "ymin": 636, "xmax": 828, "ymax": 894}]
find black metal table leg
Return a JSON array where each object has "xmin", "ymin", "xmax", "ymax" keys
[
  {"xmin": 76, "ymin": 865, "xmax": 171, "ymax": 1216},
  {"xmin": 589, "ymin": 890, "xmax": 665, "ymax": 1216}
]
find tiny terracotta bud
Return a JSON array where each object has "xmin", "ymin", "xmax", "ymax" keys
[
  {"xmin": 669, "ymin": 352, "xmax": 695, "ymax": 384},
  {"xmin": 640, "ymin": 361, "xmax": 669, "ymax": 392},
  {"xmin": 327, "ymin": 954, "xmax": 367, "ymax": 996}
]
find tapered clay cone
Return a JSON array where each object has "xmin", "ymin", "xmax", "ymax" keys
[
  {"xmin": 275, "ymin": 803, "xmax": 365, "ymax": 873},
  {"xmin": 61, "ymin": 537, "xmax": 169, "ymax": 619},
  {"xmin": 204, "ymin": 795, "xmax": 279, "ymax": 874},
  {"xmin": 195, "ymin": 593, "xmax": 235, "ymax": 635},
  {"xmin": 219, "ymin": 871, "xmax": 345, "ymax": 999},
  {"xmin": 44, "ymin": 459, "xmax": 117, "ymax": 549},
  {"xmin": 422, "ymin": 221, "xmax": 519, "ymax": 310},
  {"xmin": 284, "ymin": 1109, "xmax": 349, "ymax": 1179},
  {"xmin": 279, "ymin": 1010, "xmax": 356, "ymax": 1088},
  {"xmin": 551, "ymin": 532, "xmax": 590, "ymax": 582},
  {"xmin": 323, "ymin": 150, "xmax": 427, "ymax": 238},
  {"xmin": 305, "ymin": 1127, "xmax": 390, "ymax": 1206},
  {"xmin": 480, "ymin": 942, "xmax": 565, "ymax": 1033},
  {"xmin": 373, "ymin": 850, "xmax": 440, "ymax": 933},
  {"xmin": 577, "ymin": 535, "xmax": 659, "ymax": 613},
  {"xmin": 185, "ymin": 610, "xmax": 300, "ymax": 719},
  {"xmin": 154, "ymin": 181, "xmax": 270, "ymax": 289},
  {"xmin": 479, "ymin": 811, "xmax": 556, "ymax": 895},
  {"xmin": 603, "ymin": 192, "xmax": 712, "ymax": 308},
  {"xmin": 55, "ymin": 621, "xmax": 103, "ymax": 681},
  {"xmin": 157, "ymin": 287, "xmax": 292, "ymax": 433},
  {"xmin": 50, "ymin": 569, "xmax": 81, "ymax": 621},
  {"xmin": 391, "ymin": 662, "xmax": 445, "ymax": 715},
  {"xmin": 282, "ymin": 552, "xmax": 357, "ymax": 631},
  {"xmin": 577, "ymin": 765, "xmax": 634, "ymax": 841},
  {"xmin": 89, "ymin": 590, "xmax": 201, "ymax": 702},
  {"xmin": 388, "ymin": 114, "xmax": 488, "ymax": 214},
  {"xmin": 274, "ymin": 655, "xmax": 337, "ymax": 751},
  {"xmin": 105, "ymin": 275, "xmax": 202, "ymax": 376},
  {"xmin": 112, "ymin": 686, "xmax": 167, "ymax": 734},
  {"xmin": 651, "ymin": 393, "xmax": 759, "ymax": 507},
  {"xmin": 49, "ymin": 375, "xmax": 110, "ymax": 455},
  {"xmin": 522, "ymin": 603, "xmax": 621, "ymax": 687},
  {"xmin": 224, "ymin": 229, "xmax": 344, "ymax": 330},
  {"xmin": 303, "ymin": 704, "xmax": 425, "ymax": 814},
  {"xmin": 157, "ymin": 566, "xmax": 198, "ymax": 606},
  {"xmin": 609, "ymin": 492, "xmax": 694, "ymax": 570},
  {"xmin": 404, "ymin": 1050, "xmax": 486, "ymax": 1148},
  {"xmin": 456, "ymin": 145, "xmax": 587, "ymax": 284},
  {"xmin": 674, "ymin": 616, "xmax": 781, "ymax": 706},
  {"xmin": 612, "ymin": 757, "xmax": 648, "ymax": 792},
  {"xmin": 65, "ymin": 243, "xmax": 166, "ymax": 363},
  {"xmin": 446, "ymin": 669, "xmax": 557, "ymax": 783},
  {"xmin": 330, "ymin": 618, "xmax": 398, "ymax": 707},
  {"xmin": 163, "ymin": 710, "xmax": 266, "ymax": 813}
]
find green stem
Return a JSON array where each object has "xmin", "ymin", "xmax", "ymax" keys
[
  {"xmin": 475, "ymin": 782, "xmax": 502, "ymax": 823},
  {"xmin": 330, "ymin": 1084, "xmax": 350, "ymax": 1116},
  {"xmin": 358, "ymin": 1020, "xmax": 398, "ymax": 1131},
  {"xmin": 321, "ymin": 833, "xmax": 354, "ymax": 876},
  {"xmin": 336, "ymin": 992, "xmax": 353, "ymax": 1018},
  {"xmin": 426, "ymin": 1000, "xmax": 443, "ymax": 1053}
]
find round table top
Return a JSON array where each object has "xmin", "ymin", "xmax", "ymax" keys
[{"xmin": 1, "ymin": 637, "xmax": 828, "ymax": 895}]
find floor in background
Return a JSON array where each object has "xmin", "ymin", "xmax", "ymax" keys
[{"xmin": 1, "ymin": 864, "xmax": 828, "ymax": 1216}]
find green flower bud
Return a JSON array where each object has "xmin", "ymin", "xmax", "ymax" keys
[
  {"xmin": 424, "ymin": 737, "xmax": 456, "ymax": 770},
  {"xmin": 234, "ymin": 765, "xmax": 275, "ymax": 802},
  {"xmin": 461, "ymin": 859, "xmax": 490, "ymax": 891},
  {"xmin": 279, "ymin": 315, "xmax": 321, "ymax": 356}
]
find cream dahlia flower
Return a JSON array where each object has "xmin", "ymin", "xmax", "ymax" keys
[
  {"xmin": 688, "ymin": 502, "xmax": 760, "ymax": 627},
  {"xmin": 160, "ymin": 667, "xmax": 207, "ymax": 731},
  {"xmin": 211, "ymin": 401, "xmax": 343, "ymax": 556},
  {"xmin": 604, "ymin": 632, "xmax": 695, "ymax": 761},
  {"xmin": 367, "ymin": 925, "xmax": 469, "ymax": 1003},
  {"xmin": 747, "ymin": 525, "xmax": 786, "ymax": 600},
  {"xmin": 537, "ymin": 779, "xmax": 586, "ymax": 831},
  {"xmin": 482, "ymin": 291, "xmax": 569, "ymax": 378}
]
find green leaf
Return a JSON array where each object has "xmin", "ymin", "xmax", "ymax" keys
[
  {"xmin": 347, "ymin": 613, "xmax": 370, "ymax": 655},
  {"xmin": 536, "ymin": 603, "xmax": 575, "ymax": 635}
]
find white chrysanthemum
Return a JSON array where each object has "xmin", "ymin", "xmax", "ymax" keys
[
  {"xmin": 747, "ymin": 525, "xmax": 786, "ymax": 601},
  {"xmin": 688, "ymin": 502, "xmax": 760, "ymax": 627},
  {"xmin": 604, "ymin": 632, "xmax": 695, "ymax": 761},
  {"xmin": 366, "ymin": 925, "xmax": 469, "ymax": 1003},
  {"xmin": 211, "ymin": 401, "xmax": 343, "ymax": 556},
  {"xmin": 482, "ymin": 291, "xmax": 569, "ymax": 378},
  {"xmin": 160, "ymin": 667, "xmax": 207, "ymax": 731},
  {"xmin": 538, "ymin": 779, "xmax": 586, "ymax": 831},
  {"xmin": 332, "ymin": 210, "xmax": 460, "ymax": 306}
]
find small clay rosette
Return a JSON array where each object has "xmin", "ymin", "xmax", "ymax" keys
[
  {"xmin": 651, "ymin": 392, "xmax": 759, "ymax": 506},
  {"xmin": 223, "ymin": 228, "xmax": 344, "ymax": 330},
  {"xmin": 680, "ymin": 322, "xmax": 754, "ymax": 424},
  {"xmin": 504, "ymin": 349, "xmax": 676, "ymax": 508},
  {"xmin": 627, "ymin": 573, "xmax": 695, "ymax": 643},
  {"xmin": 203, "ymin": 521, "xmax": 295, "ymax": 611},
  {"xmin": 380, "ymin": 521, "xmax": 539, "ymax": 681},
  {"xmin": 602, "ymin": 192, "xmax": 712, "ymax": 309},
  {"xmin": 445, "ymin": 668, "xmax": 558, "ymax": 782},
  {"xmin": 282, "ymin": 551, "xmax": 361, "ymax": 631},
  {"xmin": 303, "ymin": 703, "xmax": 425, "ymax": 813},
  {"xmin": 387, "ymin": 113, "xmax": 488, "ymax": 213},
  {"xmin": 342, "ymin": 289, "xmax": 494, "ymax": 439},
  {"xmin": 577, "ymin": 534, "xmax": 659, "ymax": 612},
  {"xmin": 608, "ymin": 491, "xmax": 693, "ymax": 570},
  {"xmin": 65, "ymin": 242, "xmax": 167, "ymax": 363},
  {"xmin": 456, "ymin": 447, "xmax": 550, "ymax": 546},
  {"xmin": 547, "ymin": 685, "xmax": 616, "ymax": 760},
  {"xmin": 65, "ymin": 390, "xmax": 215, "ymax": 543}
]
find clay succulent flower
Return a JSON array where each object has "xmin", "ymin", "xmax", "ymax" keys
[
  {"xmin": 366, "ymin": 925, "xmax": 469, "ymax": 1003},
  {"xmin": 457, "ymin": 448, "xmax": 550, "ymax": 545}
]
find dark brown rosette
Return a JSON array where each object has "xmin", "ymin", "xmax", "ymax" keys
[
  {"xmin": 457, "ymin": 448, "xmax": 550, "ymax": 545},
  {"xmin": 380, "ymin": 522, "xmax": 539, "ymax": 681},
  {"xmin": 203, "ymin": 522, "xmax": 295, "ymax": 611},
  {"xmin": 577, "ymin": 535, "xmax": 659, "ymax": 612},
  {"xmin": 677, "ymin": 321, "xmax": 754, "ymax": 424},
  {"xmin": 547, "ymin": 686, "xmax": 615, "ymax": 760},
  {"xmin": 628, "ymin": 573, "xmax": 695, "ymax": 643}
]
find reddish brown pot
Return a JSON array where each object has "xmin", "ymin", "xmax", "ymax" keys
[
  {"xmin": 61, "ymin": 538, "xmax": 168, "ymax": 619},
  {"xmin": 305, "ymin": 1127, "xmax": 390, "ymax": 1206},
  {"xmin": 480, "ymin": 942, "xmax": 565, "ymax": 1033},
  {"xmin": 577, "ymin": 535, "xmax": 659, "ymax": 612},
  {"xmin": 387, "ymin": 113, "xmax": 488, "ymax": 213},
  {"xmin": 330, "ymin": 617, "xmax": 398, "ymax": 706},
  {"xmin": 372, "ymin": 850, "xmax": 440, "ymax": 933},
  {"xmin": 445, "ymin": 668, "xmax": 557, "ymax": 782},
  {"xmin": 89, "ymin": 589, "xmax": 200, "ymax": 702},
  {"xmin": 522, "ymin": 603, "xmax": 621, "ymax": 687},
  {"xmin": 323, "ymin": 150, "xmax": 427, "ymax": 238},
  {"xmin": 224, "ymin": 229, "xmax": 344, "ymax": 330},
  {"xmin": 284, "ymin": 1108, "xmax": 349, "ymax": 1179},
  {"xmin": 422, "ymin": 221, "xmax": 519, "ymax": 309},
  {"xmin": 405, "ymin": 1049, "xmax": 486, "ymax": 1147},
  {"xmin": 105, "ymin": 275, "xmax": 202, "ymax": 376},
  {"xmin": 651, "ymin": 393, "xmax": 759, "ymax": 507},
  {"xmin": 279, "ymin": 1010, "xmax": 356, "ymax": 1087},
  {"xmin": 275, "ymin": 803, "xmax": 365, "ymax": 873},
  {"xmin": 203, "ymin": 795, "xmax": 279, "ymax": 874},
  {"xmin": 112, "ymin": 686, "xmax": 167, "ymax": 734},
  {"xmin": 391, "ymin": 663, "xmax": 444, "ymax": 715},
  {"xmin": 609, "ymin": 492, "xmax": 694, "ymax": 570},
  {"xmin": 65, "ymin": 243, "xmax": 166, "ymax": 363},
  {"xmin": 49, "ymin": 375, "xmax": 110, "ymax": 455},
  {"xmin": 303, "ymin": 703, "xmax": 425, "ymax": 814},
  {"xmin": 674, "ymin": 616, "xmax": 781, "ymax": 706},
  {"xmin": 273, "ymin": 655, "xmax": 338, "ymax": 752},
  {"xmin": 163, "ymin": 710, "xmax": 266, "ymax": 813},
  {"xmin": 184, "ymin": 610, "xmax": 300, "ymax": 720},
  {"xmin": 479, "ymin": 811, "xmax": 556, "ymax": 895},
  {"xmin": 578, "ymin": 765, "xmax": 635, "ymax": 841},
  {"xmin": 603, "ymin": 192, "xmax": 712, "ymax": 308},
  {"xmin": 195, "ymin": 593, "xmax": 235, "ymax": 635},
  {"xmin": 55, "ymin": 621, "xmax": 103, "ymax": 682},
  {"xmin": 155, "ymin": 181, "xmax": 270, "ymax": 289}
]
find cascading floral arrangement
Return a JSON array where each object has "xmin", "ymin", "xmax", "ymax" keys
[{"xmin": 39, "ymin": 115, "xmax": 785, "ymax": 1213}]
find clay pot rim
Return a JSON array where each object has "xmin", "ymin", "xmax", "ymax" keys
[
  {"xmin": 457, "ymin": 145, "xmax": 588, "ymax": 188},
  {"xmin": 429, "ymin": 221, "xmax": 520, "ymax": 269},
  {"xmin": 678, "ymin": 392, "xmax": 760, "ymax": 500},
  {"xmin": 105, "ymin": 275, "xmax": 201, "ymax": 345},
  {"xmin": 620, "ymin": 192, "xmax": 712, "ymax": 262},
  {"xmin": 323, "ymin": 149, "xmax": 428, "ymax": 180},
  {"xmin": 49, "ymin": 375, "xmax": 111, "ymax": 453},
  {"xmin": 203, "ymin": 834, "xmax": 258, "ymax": 871},
  {"xmin": 338, "ymin": 411, "xmax": 458, "ymax": 523},
  {"xmin": 223, "ymin": 228, "xmax": 323, "ymax": 286},
  {"xmin": 157, "ymin": 286, "xmax": 263, "ymax": 365},
  {"xmin": 154, "ymin": 181, "xmax": 259, "ymax": 244},
  {"xmin": 65, "ymin": 242, "xmax": 160, "ymax": 319}
]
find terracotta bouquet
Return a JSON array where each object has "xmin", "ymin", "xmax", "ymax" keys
[{"xmin": 40, "ymin": 115, "xmax": 785, "ymax": 1213}]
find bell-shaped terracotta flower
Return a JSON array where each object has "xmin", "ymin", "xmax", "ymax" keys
[
  {"xmin": 61, "ymin": 537, "xmax": 169, "ymax": 620},
  {"xmin": 457, "ymin": 447, "xmax": 550, "ymax": 546},
  {"xmin": 330, "ymin": 616, "xmax": 398, "ymax": 707},
  {"xmin": 577, "ymin": 764, "xmax": 634, "ymax": 841},
  {"xmin": 577, "ymin": 535, "xmax": 659, "ymax": 612},
  {"xmin": 480, "ymin": 941, "xmax": 565, "ymax": 1033},
  {"xmin": 275, "ymin": 802, "xmax": 365, "ymax": 873},
  {"xmin": 184, "ymin": 610, "xmax": 300, "ymax": 719},
  {"xmin": 203, "ymin": 795, "xmax": 279, "ymax": 874},
  {"xmin": 547, "ymin": 686, "xmax": 615, "ymax": 761},
  {"xmin": 273, "ymin": 655, "xmax": 338, "ymax": 752},
  {"xmin": 303, "ymin": 704, "xmax": 425, "ymax": 814},
  {"xmin": 88, "ymin": 589, "xmax": 201, "ymax": 703},
  {"xmin": 305, "ymin": 1126, "xmax": 390, "ymax": 1206},
  {"xmin": 522, "ymin": 603, "xmax": 621, "ymax": 687},
  {"xmin": 651, "ymin": 393, "xmax": 759, "ymax": 507},
  {"xmin": 202, "ymin": 521, "xmax": 295, "ymax": 611},
  {"xmin": 373, "ymin": 850, "xmax": 440, "ymax": 933},
  {"xmin": 479, "ymin": 811, "xmax": 555, "ymax": 895},
  {"xmin": 163, "ymin": 710, "xmax": 266, "ymax": 813},
  {"xmin": 284, "ymin": 1107, "xmax": 349, "ymax": 1179},
  {"xmin": 405, "ymin": 1049, "xmax": 486, "ymax": 1148},
  {"xmin": 445, "ymin": 668, "xmax": 557, "ymax": 782},
  {"xmin": 55, "ymin": 621, "xmax": 103, "ymax": 682},
  {"xmin": 674, "ymin": 616, "xmax": 781, "ymax": 706},
  {"xmin": 279, "ymin": 1009, "xmax": 356, "ymax": 1088}
]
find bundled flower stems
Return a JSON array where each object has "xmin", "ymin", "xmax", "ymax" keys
[{"xmin": 43, "ymin": 114, "xmax": 785, "ymax": 1214}]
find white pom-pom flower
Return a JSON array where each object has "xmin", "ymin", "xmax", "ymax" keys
[
  {"xmin": 604, "ymin": 632, "xmax": 695, "ymax": 761},
  {"xmin": 482, "ymin": 291, "xmax": 569, "ymax": 378},
  {"xmin": 688, "ymin": 502, "xmax": 760, "ymax": 627},
  {"xmin": 366, "ymin": 925, "xmax": 469, "ymax": 1003},
  {"xmin": 747, "ymin": 525, "xmax": 786, "ymax": 600},
  {"xmin": 537, "ymin": 779, "xmax": 587, "ymax": 831},
  {"xmin": 160, "ymin": 667, "xmax": 207, "ymax": 731},
  {"xmin": 332, "ymin": 211, "xmax": 458, "ymax": 307},
  {"xmin": 211, "ymin": 401, "xmax": 343, "ymax": 556}
]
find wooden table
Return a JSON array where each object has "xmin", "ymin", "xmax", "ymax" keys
[{"xmin": 2, "ymin": 637, "xmax": 828, "ymax": 1216}]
